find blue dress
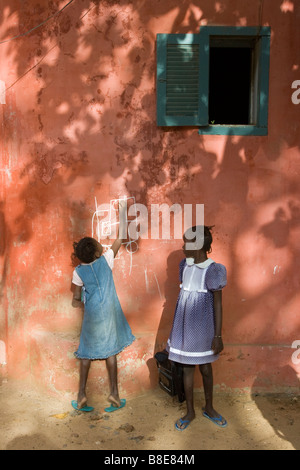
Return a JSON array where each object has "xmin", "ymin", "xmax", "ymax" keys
[
  {"xmin": 166, "ymin": 258, "xmax": 227, "ymax": 365},
  {"xmin": 74, "ymin": 253, "xmax": 135, "ymax": 360}
]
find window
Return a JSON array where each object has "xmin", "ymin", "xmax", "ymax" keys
[{"xmin": 156, "ymin": 26, "xmax": 271, "ymax": 135}]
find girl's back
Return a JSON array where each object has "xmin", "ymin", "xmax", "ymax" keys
[{"xmin": 73, "ymin": 247, "xmax": 135, "ymax": 360}]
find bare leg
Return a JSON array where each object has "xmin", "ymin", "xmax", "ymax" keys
[
  {"xmin": 199, "ymin": 363, "xmax": 226, "ymax": 425},
  {"xmin": 199, "ymin": 363, "xmax": 214, "ymax": 413},
  {"xmin": 106, "ymin": 355, "xmax": 121, "ymax": 407},
  {"xmin": 77, "ymin": 359, "xmax": 91, "ymax": 408},
  {"xmin": 176, "ymin": 364, "xmax": 196, "ymax": 429}
]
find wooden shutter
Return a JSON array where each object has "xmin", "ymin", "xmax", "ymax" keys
[{"xmin": 157, "ymin": 34, "xmax": 208, "ymax": 126}]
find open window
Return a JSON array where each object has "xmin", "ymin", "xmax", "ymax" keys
[{"xmin": 157, "ymin": 26, "xmax": 271, "ymax": 135}]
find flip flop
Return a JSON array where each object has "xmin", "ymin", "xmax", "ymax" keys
[
  {"xmin": 203, "ymin": 411, "xmax": 227, "ymax": 428},
  {"xmin": 175, "ymin": 418, "xmax": 191, "ymax": 431},
  {"xmin": 71, "ymin": 400, "xmax": 94, "ymax": 412},
  {"xmin": 104, "ymin": 398, "xmax": 126, "ymax": 413}
]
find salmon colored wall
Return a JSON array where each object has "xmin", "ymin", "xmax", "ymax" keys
[{"xmin": 0, "ymin": 0, "xmax": 299, "ymax": 399}]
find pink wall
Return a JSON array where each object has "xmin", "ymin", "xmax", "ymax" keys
[{"xmin": 0, "ymin": 0, "xmax": 299, "ymax": 398}]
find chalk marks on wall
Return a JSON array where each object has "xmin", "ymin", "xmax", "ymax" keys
[
  {"xmin": 92, "ymin": 196, "xmax": 138, "ymax": 274},
  {"xmin": 0, "ymin": 340, "xmax": 6, "ymax": 365},
  {"xmin": 144, "ymin": 267, "xmax": 163, "ymax": 300},
  {"xmin": 0, "ymin": 81, "xmax": 5, "ymax": 104},
  {"xmin": 91, "ymin": 196, "xmax": 163, "ymax": 298}
]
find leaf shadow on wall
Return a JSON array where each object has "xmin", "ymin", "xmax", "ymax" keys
[{"xmin": 1, "ymin": 1, "xmax": 300, "ymax": 427}]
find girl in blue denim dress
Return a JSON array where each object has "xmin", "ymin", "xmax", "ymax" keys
[{"xmin": 71, "ymin": 203, "xmax": 135, "ymax": 412}]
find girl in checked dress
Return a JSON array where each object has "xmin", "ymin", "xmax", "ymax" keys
[{"xmin": 166, "ymin": 226, "xmax": 227, "ymax": 430}]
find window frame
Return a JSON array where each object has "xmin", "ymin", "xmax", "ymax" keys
[{"xmin": 156, "ymin": 26, "xmax": 271, "ymax": 136}]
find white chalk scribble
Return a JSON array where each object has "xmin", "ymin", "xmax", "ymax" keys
[{"xmin": 92, "ymin": 196, "xmax": 139, "ymax": 272}]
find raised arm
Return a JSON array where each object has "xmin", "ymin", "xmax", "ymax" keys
[{"xmin": 111, "ymin": 200, "xmax": 127, "ymax": 258}]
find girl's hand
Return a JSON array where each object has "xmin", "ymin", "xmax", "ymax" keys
[
  {"xmin": 212, "ymin": 336, "xmax": 224, "ymax": 355},
  {"xmin": 72, "ymin": 284, "xmax": 83, "ymax": 308},
  {"xmin": 72, "ymin": 298, "xmax": 82, "ymax": 308}
]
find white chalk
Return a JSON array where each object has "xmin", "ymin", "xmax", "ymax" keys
[
  {"xmin": 0, "ymin": 80, "xmax": 5, "ymax": 104},
  {"xmin": 0, "ymin": 340, "xmax": 6, "ymax": 365}
]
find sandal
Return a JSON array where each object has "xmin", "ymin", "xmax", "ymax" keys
[
  {"xmin": 175, "ymin": 418, "xmax": 191, "ymax": 431},
  {"xmin": 203, "ymin": 411, "xmax": 227, "ymax": 428}
]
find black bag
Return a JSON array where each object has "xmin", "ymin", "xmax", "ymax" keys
[{"xmin": 154, "ymin": 350, "xmax": 185, "ymax": 402}]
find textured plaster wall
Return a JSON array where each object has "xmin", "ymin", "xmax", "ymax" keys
[{"xmin": 0, "ymin": 0, "xmax": 299, "ymax": 398}]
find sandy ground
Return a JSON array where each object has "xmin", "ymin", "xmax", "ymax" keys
[{"xmin": 0, "ymin": 378, "xmax": 299, "ymax": 451}]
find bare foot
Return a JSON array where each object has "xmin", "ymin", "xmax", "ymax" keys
[
  {"xmin": 77, "ymin": 393, "xmax": 87, "ymax": 409},
  {"xmin": 107, "ymin": 394, "xmax": 121, "ymax": 408}
]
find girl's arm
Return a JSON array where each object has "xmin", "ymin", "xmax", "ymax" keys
[
  {"xmin": 71, "ymin": 283, "xmax": 82, "ymax": 307},
  {"xmin": 211, "ymin": 290, "xmax": 224, "ymax": 354},
  {"xmin": 111, "ymin": 200, "xmax": 127, "ymax": 258}
]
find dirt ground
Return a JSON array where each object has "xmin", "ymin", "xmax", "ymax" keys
[{"xmin": 0, "ymin": 378, "xmax": 299, "ymax": 451}]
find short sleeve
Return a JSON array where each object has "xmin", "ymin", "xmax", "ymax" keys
[
  {"xmin": 103, "ymin": 248, "xmax": 114, "ymax": 270},
  {"xmin": 206, "ymin": 263, "xmax": 227, "ymax": 291},
  {"xmin": 72, "ymin": 269, "xmax": 83, "ymax": 287}
]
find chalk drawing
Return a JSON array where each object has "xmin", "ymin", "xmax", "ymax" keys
[
  {"xmin": 91, "ymin": 198, "xmax": 164, "ymax": 297},
  {"xmin": 0, "ymin": 81, "xmax": 5, "ymax": 104},
  {"xmin": 144, "ymin": 268, "xmax": 164, "ymax": 300},
  {"xmin": 153, "ymin": 271, "xmax": 163, "ymax": 300},
  {"xmin": 144, "ymin": 267, "xmax": 149, "ymax": 292},
  {"xmin": 273, "ymin": 265, "xmax": 281, "ymax": 275},
  {"xmin": 92, "ymin": 196, "xmax": 139, "ymax": 273},
  {"xmin": 0, "ymin": 340, "xmax": 6, "ymax": 365}
]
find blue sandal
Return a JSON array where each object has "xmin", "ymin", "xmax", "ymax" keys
[
  {"xmin": 175, "ymin": 418, "xmax": 191, "ymax": 431},
  {"xmin": 71, "ymin": 400, "xmax": 94, "ymax": 412},
  {"xmin": 104, "ymin": 398, "xmax": 126, "ymax": 413},
  {"xmin": 203, "ymin": 411, "xmax": 227, "ymax": 428}
]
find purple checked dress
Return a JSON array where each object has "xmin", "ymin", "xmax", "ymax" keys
[{"xmin": 166, "ymin": 258, "xmax": 227, "ymax": 365}]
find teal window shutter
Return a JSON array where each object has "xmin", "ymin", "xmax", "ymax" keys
[
  {"xmin": 157, "ymin": 34, "xmax": 208, "ymax": 126},
  {"xmin": 157, "ymin": 27, "xmax": 271, "ymax": 136}
]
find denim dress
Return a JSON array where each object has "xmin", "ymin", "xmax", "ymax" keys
[{"xmin": 74, "ymin": 254, "xmax": 135, "ymax": 360}]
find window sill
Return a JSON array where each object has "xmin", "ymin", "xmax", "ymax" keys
[{"xmin": 198, "ymin": 125, "xmax": 268, "ymax": 136}]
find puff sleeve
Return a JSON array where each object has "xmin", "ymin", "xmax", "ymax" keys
[{"xmin": 206, "ymin": 263, "xmax": 227, "ymax": 291}]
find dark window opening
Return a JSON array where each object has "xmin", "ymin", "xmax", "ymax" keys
[{"xmin": 209, "ymin": 47, "xmax": 252, "ymax": 125}]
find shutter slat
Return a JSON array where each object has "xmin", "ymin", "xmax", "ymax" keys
[
  {"xmin": 157, "ymin": 34, "xmax": 208, "ymax": 126},
  {"xmin": 166, "ymin": 43, "xmax": 199, "ymax": 116}
]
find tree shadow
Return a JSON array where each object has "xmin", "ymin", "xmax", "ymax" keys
[
  {"xmin": 0, "ymin": 201, "xmax": 9, "ymax": 298},
  {"xmin": 6, "ymin": 432, "xmax": 59, "ymax": 450},
  {"xmin": 0, "ymin": 0, "xmax": 299, "ymax": 398},
  {"xmin": 251, "ymin": 365, "xmax": 300, "ymax": 450},
  {"xmin": 259, "ymin": 201, "xmax": 300, "ymax": 248}
]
